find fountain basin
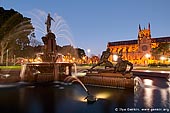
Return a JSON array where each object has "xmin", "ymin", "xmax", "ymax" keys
[
  {"xmin": 0, "ymin": 75, "xmax": 20, "ymax": 83},
  {"xmin": 78, "ymin": 76, "xmax": 134, "ymax": 89},
  {"xmin": 133, "ymin": 70, "xmax": 170, "ymax": 79},
  {"xmin": 20, "ymin": 62, "xmax": 73, "ymax": 82},
  {"xmin": 0, "ymin": 69, "xmax": 21, "ymax": 84}
]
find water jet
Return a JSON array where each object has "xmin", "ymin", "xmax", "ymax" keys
[{"xmin": 64, "ymin": 75, "xmax": 97, "ymax": 104}]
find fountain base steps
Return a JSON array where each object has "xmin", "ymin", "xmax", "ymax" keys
[
  {"xmin": 78, "ymin": 76, "xmax": 134, "ymax": 89},
  {"xmin": 61, "ymin": 74, "xmax": 134, "ymax": 89},
  {"xmin": 86, "ymin": 72, "xmax": 133, "ymax": 78}
]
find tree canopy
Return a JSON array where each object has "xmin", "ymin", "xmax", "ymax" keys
[
  {"xmin": 151, "ymin": 42, "xmax": 170, "ymax": 59},
  {"xmin": 0, "ymin": 7, "xmax": 34, "ymax": 63}
]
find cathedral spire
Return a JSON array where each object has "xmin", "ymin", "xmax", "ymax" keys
[
  {"xmin": 148, "ymin": 22, "xmax": 150, "ymax": 30},
  {"xmin": 139, "ymin": 24, "xmax": 141, "ymax": 31}
]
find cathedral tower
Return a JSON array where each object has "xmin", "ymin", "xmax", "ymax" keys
[{"xmin": 138, "ymin": 23, "xmax": 152, "ymax": 54}]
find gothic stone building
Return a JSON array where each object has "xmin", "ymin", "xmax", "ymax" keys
[{"xmin": 107, "ymin": 23, "xmax": 170, "ymax": 65}]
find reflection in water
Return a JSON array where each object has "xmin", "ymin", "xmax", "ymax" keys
[
  {"xmin": 0, "ymin": 76, "xmax": 170, "ymax": 113},
  {"xmin": 28, "ymin": 99, "xmax": 43, "ymax": 113},
  {"xmin": 134, "ymin": 77, "xmax": 170, "ymax": 109},
  {"xmin": 168, "ymin": 89, "xmax": 170, "ymax": 108},
  {"xmin": 144, "ymin": 87, "xmax": 153, "ymax": 108},
  {"xmin": 95, "ymin": 92, "xmax": 111, "ymax": 99},
  {"xmin": 160, "ymin": 88, "xmax": 170, "ymax": 108},
  {"xmin": 76, "ymin": 96, "xmax": 87, "ymax": 103}
]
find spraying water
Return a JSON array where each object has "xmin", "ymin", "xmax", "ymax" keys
[
  {"xmin": 27, "ymin": 9, "xmax": 75, "ymax": 47},
  {"xmin": 73, "ymin": 63, "xmax": 77, "ymax": 75},
  {"xmin": 72, "ymin": 63, "xmax": 86, "ymax": 76},
  {"xmin": 72, "ymin": 76, "xmax": 88, "ymax": 93},
  {"xmin": 64, "ymin": 76, "xmax": 88, "ymax": 93},
  {"xmin": 134, "ymin": 76, "xmax": 144, "ymax": 88},
  {"xmin": 64, "ymin": 75, "xmax": 96, "ymax": 103},
  {"xmin": 20, "ymin": 64, "xmax": 27, "ymax": 80},
  {"xmin": 134, "ymin": 76, "xmax": 144, "ymax": 107}
]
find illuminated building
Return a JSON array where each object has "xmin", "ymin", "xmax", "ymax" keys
[{"xmin": 108, "ymin": 23, "xmax": 170, "ymax": 65}]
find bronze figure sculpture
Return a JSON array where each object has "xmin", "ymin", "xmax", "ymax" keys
[
  {"xmin": 114, "ymin": 49, "xmax": 133, "ymax": 75},
  {"xmin": 90, "ymin": 48, "xmax": 113, "ymax": 70},
  {"xmin": 89, "ymin": 48, "xmax": 133, "ymax": 76},
  {"xmin": 45, "ymin": 13, "xmax": 55, "ymax": 33}
]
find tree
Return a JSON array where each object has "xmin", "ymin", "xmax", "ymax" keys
[
  {"xmin": 75, "ymin": 48, "xmax": 86, "ymax": 58},
  {"xmin": 0, "ymin": 7, "xmax": 34, "ymax": 63},
  {"xmin": 151, "ymin": 42, "xmax": 170, "ymax": 60}
]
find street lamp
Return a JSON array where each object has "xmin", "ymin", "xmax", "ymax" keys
[
  {"xmin": 145, "ymin": 53, "xmax": 151, "ymax": 59},
  {"xmin": 113, "ymin": 54, "xmax": 118, "ymax": 61},
  {"xmin": 87, "ymin": 49, "xmax": 91, "ymax": 57},
  {"xmin": 160, "ymin": 56, "xmax": 166, "ymax": 60},
  {"xmin": 160, "ymin": 56, "xmax": 166, "ymax": 63},
  {"xmin": 145, "ymin": 53, "xmax": 151, "ymax": 65},
  {"xmin": 87, "ymin": 49, "xmax": 91, "ymax": 64}
]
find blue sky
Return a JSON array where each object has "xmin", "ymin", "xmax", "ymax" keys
[{"xmin": 1, "ymin": 0, "xmax": 170, "ymax": 55}]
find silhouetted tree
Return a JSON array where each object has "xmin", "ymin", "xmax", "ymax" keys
[
  {"xmin": 75, "ymin": 48, "xmax": 86, "ymax": 58},
  {"xmin": 0, "ymin": 7, "xmax": 34, "ymax": 63}
]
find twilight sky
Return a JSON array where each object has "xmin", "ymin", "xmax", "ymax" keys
[{"xmin": 1, "ymin": 0, "xmax": 170, "ymax": 55}]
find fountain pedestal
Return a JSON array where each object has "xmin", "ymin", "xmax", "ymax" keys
[{"xmin": 41, "ymin": 32, "xmax": 57, "ymax": 62}]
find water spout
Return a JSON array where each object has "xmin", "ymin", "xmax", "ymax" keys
[
  {"xmin": 71, "ymin": 76, "xmax": 88, "ymax": 93},
  {"xmin": 20, "ymin": 64, "xmax": 27, "ymax": 80},
  {"xmin": 73, "ymin": 63, "xmax": 77, "ymax": 75},
  {"xmin": 64, "ymin": 75, "xmax": 96, "ymax": 104},
  {"xmin": 134, "ymin": 76, "xmax": 144, "ymax": 88}
]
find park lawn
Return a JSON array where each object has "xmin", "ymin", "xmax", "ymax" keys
[
  {"xmin": 0, "ymin": 65, "xmax": 169, "ymax": 71},
  {"xmin": 0, "ymin": 66, "xmax": 21, "ymax": 70}
]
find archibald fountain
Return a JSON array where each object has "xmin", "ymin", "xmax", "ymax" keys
[
  {"xmin": 20, "ymin": 13, "xmax": 73, "ymax": 82},
  {"xmin": 2, "ymin": 13, "xmax": 139, "ymax": 104},
  {"xmin": 1, "ymin": 11, "xmax": 170, "ymax": 113},
  {"xmin": 19, "ymin": 13, "xmax": 137, "ymax": 89},
  {"xmin": 19, "ymin": 13, "xmax": 97, "ymax": 103}
]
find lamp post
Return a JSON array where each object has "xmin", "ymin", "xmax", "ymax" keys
[
  {"xmin": 160, "ymin": 56, "xmax": 166, "ymax": 63},
  {"xmin": 145, "ymin": 53, "xmax": 151, "ymax": 65},
  {"xmin": 87, "ymin": 49, "xmax": 91, "ymax": 57},
  {"xmin": 113, "ymin": 54, "xmax": 118, "ymax": 61},
  {"xmin": 6, "ymin": 49, "xmax": 9, "ymax": 66}
]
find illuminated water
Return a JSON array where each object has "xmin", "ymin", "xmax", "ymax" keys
[
  {"xmin": 27, "ymin": 10, "xmax": 74, "ymax": 46},
  {"xmin": 0, "ymin": 76, "xmax": 169, "ymax": 113}
]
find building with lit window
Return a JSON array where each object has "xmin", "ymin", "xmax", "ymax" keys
[{"xmin": 107, "ymin": 23, "xmax": 170, "ymax": 65}]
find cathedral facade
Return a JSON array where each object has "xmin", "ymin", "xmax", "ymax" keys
[{"xmin": 107, "ymin": 23, "xmax": 170, "ymax": 65}]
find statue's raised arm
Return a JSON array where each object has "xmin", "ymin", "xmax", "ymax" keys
[{"xmin": 45, "ymin": 13, "xmax": 55, "ymax": 33}]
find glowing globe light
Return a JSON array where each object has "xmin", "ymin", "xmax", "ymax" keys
[
  {"xmin": 113, "ymin": 54, "xmax": 118, "ymax": 61},
  {"xmin": 160, "ymin": 56, "xmax": 166, "ymax": 60},
  {"xmin": 145, "ymin": 53, "xmax": 151, "ymax": 58}
]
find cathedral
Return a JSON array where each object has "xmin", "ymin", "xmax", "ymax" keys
[{"xmin": 107, "ymin": 23, "xmax": 170, "ymax": 65}]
